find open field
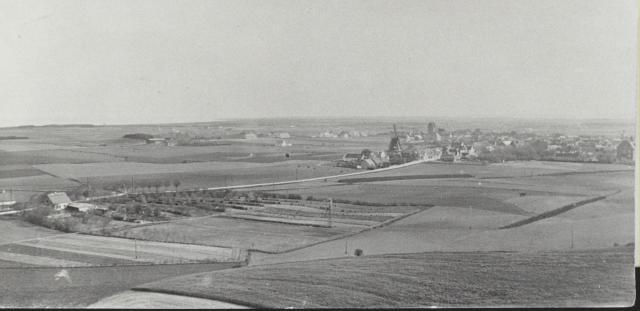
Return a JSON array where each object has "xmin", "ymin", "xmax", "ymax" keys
[
  {"xmin": 32, "ymin": 159, "xmax": 351, "ymax": 191},
  {"xmin": 0, "ymin": 262, "xmax": 242, "ymax": 308},
  {"xmin": 0, "ymin": 218, "xmax": 239, "ymax": 268},
  {"xmin": 77, "ymin": 162, "xmax": 349, "ymax": 191},
  {"xmin": 0, "ymin": 168, "xmax": 46, "ymax": 179},
  {"xmin": 250, "ymin": 170, "xmax": 633, "ymax": 265},
  {"xmin": 0, "ymin": 175, "xmax": 79, "ymax": 202},
  {"xmin": 109, "ymin": 216, "xmax": 357, "ymax": 253},
  {"xmin": 0, "ymin": 218, "xmax": 61, "ymax": 244},
  {"xmin": 132, "ymin": 247, "xmax": 634, "ymax": 308},
  {"xmin": 89, "ymin": 291, "xmax": 248, "ymax": 309},
  {"xmin": 365, "ymin": 161, "xmax": 633, "ymax": 179}
]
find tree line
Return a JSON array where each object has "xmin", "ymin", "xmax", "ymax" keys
[{"xmin": 102, "ymin": 179, "xmax": 181, "ymax": 193}]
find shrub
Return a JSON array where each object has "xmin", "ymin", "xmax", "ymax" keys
[{"xmin": 22, "ymin": 206, "xmax": 53, "ymax": 227}]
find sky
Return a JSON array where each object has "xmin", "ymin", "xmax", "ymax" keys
[{"xmin": 0, "ymin": 0, "xmax": 636, "ymax": 126}]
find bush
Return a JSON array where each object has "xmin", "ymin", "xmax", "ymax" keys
[
  {"xmin": 122, "ymin": 133, "xmax": 154, "ymax": 140},
  {"xmin": 22, "ymin": 206, "xmax": 53, "ymax": 227}
]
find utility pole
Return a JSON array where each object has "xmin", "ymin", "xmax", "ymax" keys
[
  {"xmin": 328, "ymin": 198, "xmax": 333, "ymax": 228},
  {"xmin": 570, "ymin": 224, "xmax": 574, "ymax": 249},
  {"xmin": 345, "ymin": 240, "xmax": 348, "ymax": 255},
  {"xmin": 134, "ymin": 237, "xmax": 138, "ymax": 259},
  {"xmin": 131, "ymin": 176, "xmax": 134, "ymax": 193}
]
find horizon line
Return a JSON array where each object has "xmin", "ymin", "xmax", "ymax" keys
[{"xmin": 1, "ymin": 115, "xmax": 635, "ymax": 129}]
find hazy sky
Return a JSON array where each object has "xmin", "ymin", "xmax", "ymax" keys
[{"xmin": 0, "ymin": 0, "xmax": 636, "ymax": 126}]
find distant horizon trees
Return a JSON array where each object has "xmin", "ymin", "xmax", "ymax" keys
[{"xmin": 101, "ymin": 178, "xmax": 182, "ymax": 194}]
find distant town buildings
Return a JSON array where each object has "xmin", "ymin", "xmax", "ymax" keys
[
  {"xmin": 243, "ymin": 132, "xmax": 258, "ymax": 140},
  {"xmin": 616, "ymin": 140, "xmax": 635, "ymax": 162}
]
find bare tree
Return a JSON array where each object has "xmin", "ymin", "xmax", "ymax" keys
[
  {"xmin": 173, "ymin": 179, "xmax": 181, "ymax": 192},
  {"xmin": 153, "ymin": 180, "xmax": 162, "ymax": 193}
]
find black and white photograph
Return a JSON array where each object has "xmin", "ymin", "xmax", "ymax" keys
[{"xmin": 0, "ymin": 0, "xmax": 636, "ymax": 308}]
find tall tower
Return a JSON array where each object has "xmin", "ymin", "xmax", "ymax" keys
[{"xmin": 427, "ymin": 122, "xmax": 436, "ymax": 134}]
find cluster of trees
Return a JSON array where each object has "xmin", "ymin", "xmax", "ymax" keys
[
  {"xmin": 122, "ymin": 133, "xmax": 154, "ymax": 140},
  {"xmin": 476, "ymin": 140, "xmax": 617, "ymax": 163},
  {"xmin": 477, "ymin": 140, "xmax": 550, "ymax": 163},
  {"xmin": 103, "ymin": 179, "xmax": 181, "ymax": 193},
  {"xmin": 21, "ymin": 205, "xmax": 112, "ymax": 234},
  {"xmin": 113, "ymin": 203, "xmax": 162, "ymax": 218}
]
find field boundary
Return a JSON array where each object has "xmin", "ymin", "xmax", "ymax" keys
[
  {"xmin": 131, "ymin": 287, "xmax": 260, "ymax": 309},
  {"xmin": 499, "ymin": 190, "xmax": 621, "ymax": 229},
  {"xmin": 480, "ymin": 169, "xmax": 633, "ymax": 180},
  {"xmin": 247, "ymin": 207, "xmax": 427, "ymax": 257},
  {"xmin": 0, "ymin": 260, "xmax": 247, "ymax": 270},
  {"xmin": 337, "ymin": 174, "xmax": 474, "ymax": 183}
]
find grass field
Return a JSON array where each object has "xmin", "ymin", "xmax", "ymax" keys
[
  {"xmin": 133, "ymin": 247, "xmax": 634, "ymax": 308},
  {"xmin": 0, "ymin": 262, "xmax": 242, "ymax": 308},
  {"xmin": 109, "ymin": 216, "xmax": 356, "ymax": 253},
  {"xmin": 0, "ymin": 218, "xmax": 60, "ymax": 244},
  {"xmin": 365, "ymin": 161, "xmax": 633, "ymax": 179},
  {"xmin": 88, "ymin": 291, "xmax": 248, "ymax": 308},
  {"xmin": 250, "ymin": 180, "xmax": 633, "ymax": 265},
  {"xmin": 0, "ymin": 218, "xmax": 239, "ymax": 267}
]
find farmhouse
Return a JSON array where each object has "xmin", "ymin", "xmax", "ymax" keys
[
  {"xmin": 342, "ymin": 153, "xmax": 362, "ymax": 162},
  {"xmin": 46, "ymin": 192, "xmax": 72, "ymax": 209}
]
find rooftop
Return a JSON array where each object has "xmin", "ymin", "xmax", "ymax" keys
[{"xmin": 47, "ymin": 192, "xmax": 71, "ymax": 205}]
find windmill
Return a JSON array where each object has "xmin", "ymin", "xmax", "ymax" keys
[{"xmin": 388, "ymin": 124, "xmax": 404, "ymax": 164}]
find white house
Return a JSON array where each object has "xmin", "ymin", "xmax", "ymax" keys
[{"xmin": 47, "ymin": 192, "xmax": 72, "ymax": 210}]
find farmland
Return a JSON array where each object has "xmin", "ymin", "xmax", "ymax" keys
[
  {"xmin": 102, "ymin": 192, "xmax": 425, "ymax": 252},
  {"xmin": 0, "ymin": 262, "xmax": 242, "ymax": 308},
  {"xmin": 0, "ymin": 216, "xmax": 242, "ymax": 268},
  {"xmin": 249, "ymin": 167, "xmax": 634, "ymax": 265},
  {"xmin": 0, "ymin": 120, "xmax": 635, "ymax": 308},
  {"xmin": 130, "ymin": 247, "xmax": 634, "ymax": 308}
]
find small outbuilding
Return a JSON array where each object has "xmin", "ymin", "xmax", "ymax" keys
[{"xmin": 65, "ymin": 202, "xmax": 99, "ymax": 213}]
